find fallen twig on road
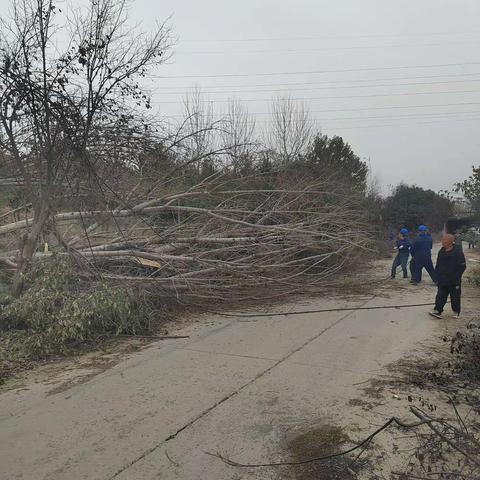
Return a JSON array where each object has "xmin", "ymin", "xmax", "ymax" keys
[
  {"xmin": 410, "ymin": 406, "xmax": 480, "ymax": 468},
  {"xmin": 205, "ymin": 414, "xmax": 432, "ymax": 468},
  {"xmin": 207, "ymin": 404, "xmax": 480, "ymax": 478}
]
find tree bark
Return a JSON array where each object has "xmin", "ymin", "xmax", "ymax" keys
[{"xmin": 11, "ymin": 202, "xmax": 50, "ymax": 297}]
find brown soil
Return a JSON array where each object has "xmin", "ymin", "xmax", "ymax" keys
[{"xmin": 281, "ymin": 422, "xmax": 367, "ymax": 480}]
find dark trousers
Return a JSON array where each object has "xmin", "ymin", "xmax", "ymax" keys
[
  {"xmin": 435, "ymin": 284, "xmax": 461, "ymax": 314},
  {"xmin": 391, "ymin": 253, "xmax": 409, "ymax": 278},
  {"xmin": 411, "ymin": 256, "xmax": 436, "ymax": 283}
]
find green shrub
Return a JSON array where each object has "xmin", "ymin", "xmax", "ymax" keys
[{"xmin": 0, "ymin": 256, "xmax": 148, "ymax": 359}]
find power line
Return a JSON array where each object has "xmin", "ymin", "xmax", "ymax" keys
[
  {"xmin": 239, "ymin": 116, "xmax": 480, "ymax": 130},
  {"xmin": 150, "ymin": 71, "xmax": 480, "ymax": 91},
  {"xmin": 155, "ymin": 107, "xmax": 480, "ymax": 128},
  {"xmin": 151, "ymin": 61, "xmax": 480, "ymax": 79},
  {"xmin": 320, "ymin": 116, "xmax": 480, "ymax": 130},
  {"xmin": 151, "ymin": 78, "xmax": 480, "ymax": 96},
  {"xmin": 180, "ymin": 31, "xmax": 480, "ymax": 43},
  {"xmin": 158, "ymin": 101, "xmax": 480, "ymax": 117},
  {"xmin": 151, "ymin": 89, "xmax": 480, "ymax": 104},
  {"xmin": 225, "ymin": 111, "xmax": 480, "ymax": 128},
  {"xmin": 250, "ymin": 110, "xmax": 480, "ymax": 124},
  {"xmin": 178, "ymin": 41, "xmax": 480, "ymax": 55}
]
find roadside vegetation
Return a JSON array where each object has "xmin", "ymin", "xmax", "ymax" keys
[
  {"xmin": 0, "ymin": 0, "xmax": 467, "ymax": 384},
  {"xmin": 0, "ymin": 257, "xmax": 150, "ymax": 381}
]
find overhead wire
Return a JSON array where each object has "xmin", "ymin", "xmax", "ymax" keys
[
  {"xmin": 316, "ymin": 116, "xmax": 480, "ymax": 130},
  {"xmin": 178, "ymin": 40, "xmax": 480, "ymax": 55},
  {"xmin": 180, "ymin": 30, "xmax": 480, "ymax": 42},
  {"xmin": 149, "ymin": 71, "xmax": 480, "ymax": 91},
  {"xmin": 248, "ymin": 110, "xmax": 480, "ymax": 124},
  {"xmin": 160, "ymin": 110, "xmax": 480, "ymax": 128},
  {"xmin": 154, "ymin": 109, "xmax": 480, "ymax": 125},
  {"xmin": 150, "ymin": 77, "xmax": 480, "ymax": 96},
  {"xmin": 149, "ymin": 88, "xmax": 480, "ymax": 104},
  {"xmin": 157, "ymin": 101, "xmax": 480, "ymax": 117},
  {"xmin": 150, "ymin": 61, "xmax": 480, "ymax": 79},
  {"xmin": 146, "ymin": 46, "xmax": 480, "ymax": 130}
]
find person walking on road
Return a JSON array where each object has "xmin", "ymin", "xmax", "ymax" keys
[
  {"xmin": 410, "ymin": 225, "xmax": 436, "ymax": 285},
  {"xmin": 391, "ymin": 228, "xmax": 411, "ymax": 279},
  {"xmin": 429, "ymin": 234, "xmax": 466, "ymax": 319},
  {"xmin": 465, "ymin": 227, "xmax": 477, "ymax": 249}
]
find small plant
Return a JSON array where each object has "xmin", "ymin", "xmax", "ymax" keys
[{"xmin": 0, "ymin": 256, "xmax": 149, "ymax": 361}]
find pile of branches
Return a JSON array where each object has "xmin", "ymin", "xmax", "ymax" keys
[
  {"xmin": 391, "ymin": 403, "xmax": 480, "ymax": 480},
  {"xmin": 0, "ymin": 173, "xmax": 373, "ymax": 304},
  {"xmin": 208, "ymin": 405, "xmax": 480, "ymax": 479}
]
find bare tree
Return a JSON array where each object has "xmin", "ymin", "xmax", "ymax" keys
[
  {"xmin": 268, "ymin": 97, "xmax": 314, "ymax": 164},
  {"xmin": 221, "ymin": 100, "xmax": 256, "ymax": 173},
  {"xmin": 166, "ymin": 89, "xmax": 250, "ymax": 179},
  {"xmin": 366, "ymin": 171, "xmax": 382, "ymax": 199},
  {"xmin": 0, "ymin": 0, "xmax": 172, "ymax": 295},
  {"xmin": 179, "ymin": 88, "xmax": 217, "ymax": 174}
]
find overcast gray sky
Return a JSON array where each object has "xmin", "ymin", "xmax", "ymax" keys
[{"xmin": 83, "ymin": 0, "xmax": 480, "ymax": 193}]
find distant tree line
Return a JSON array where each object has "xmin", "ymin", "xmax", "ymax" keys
[
  {"xmin": 382, "ymin": 184, "xmax": 454, "ymax": 232},
  {"xmin": 456, "ymin": 166, "xmax": 480, "ymax": 219}
]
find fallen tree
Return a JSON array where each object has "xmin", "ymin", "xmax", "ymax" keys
[{"xmin": 0, "ymin": 173, "xmax": 373, "ymax": 304}]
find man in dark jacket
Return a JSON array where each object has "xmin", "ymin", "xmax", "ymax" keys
[
  {"xmin": 410, "ymin": 225, "xmax": 436, "ymax": 285},
  {"xmin": 391, "ymin": 228, "xmax": 411, "ymax": 278},
  {"xmin": 429, "ymin": 234, "xmax": 466, "ymax": 319}
]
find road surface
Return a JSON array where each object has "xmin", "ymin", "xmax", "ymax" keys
[{"xmin": 0, "ymin": 258, "xmax": 471, "ymax": 480}]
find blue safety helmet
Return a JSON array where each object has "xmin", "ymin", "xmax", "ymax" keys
[
  {"xmin": 418, "ymin": 225, "xmax": 428, "ymax": 232},
  {"xmin": 400, "ymin": 228, "xmax": 409, "ymax": 235}
]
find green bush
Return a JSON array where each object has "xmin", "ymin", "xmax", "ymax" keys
[{"xmin": 0, "ymin": 256, "xmax": 148, "ymax": 359}]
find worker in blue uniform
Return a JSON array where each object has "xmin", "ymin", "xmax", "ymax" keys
[
  {"xmin": 391, "ymin": 228, "xmax": 411, "ymax": 279},
  {"xmin": 410, "ymin": 225, "xmax": 436, "ymax": 285}
]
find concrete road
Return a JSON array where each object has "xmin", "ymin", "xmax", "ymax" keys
[{"xmin": 0, "ymin": 277, "xmax": 443, "ymax": 480}]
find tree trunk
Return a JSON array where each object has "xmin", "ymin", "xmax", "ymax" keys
[{"xmin": 11, "ymin": 202, "xmax": 50, "ymax": 297}]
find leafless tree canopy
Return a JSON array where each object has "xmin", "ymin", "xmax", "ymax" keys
[
  {"xmin": 269, "ymin": 97, "xmax": 314, "ymax": 164},
  {"xmin": 0, "ymin": 1, "xmax": 373, "ymax": 305},
  {"xmin": 0, "ymin": 0, "xmax": 172, "ymax": 294},
  {"xmin": 222, "ymin": 100, "xmax": 256, "ymax": 172}
]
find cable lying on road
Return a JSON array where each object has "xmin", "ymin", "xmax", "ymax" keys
[
  {"xmin": 206, "ymin": 407, "xmax": 433, "ymax": 468},
  {"xmin": 115, "ymin": 334, "xmax": 189, "ymax": 340},
  {"xmin": 207, "ymin": 302, "xmax": 433, "ymax": 318}
]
